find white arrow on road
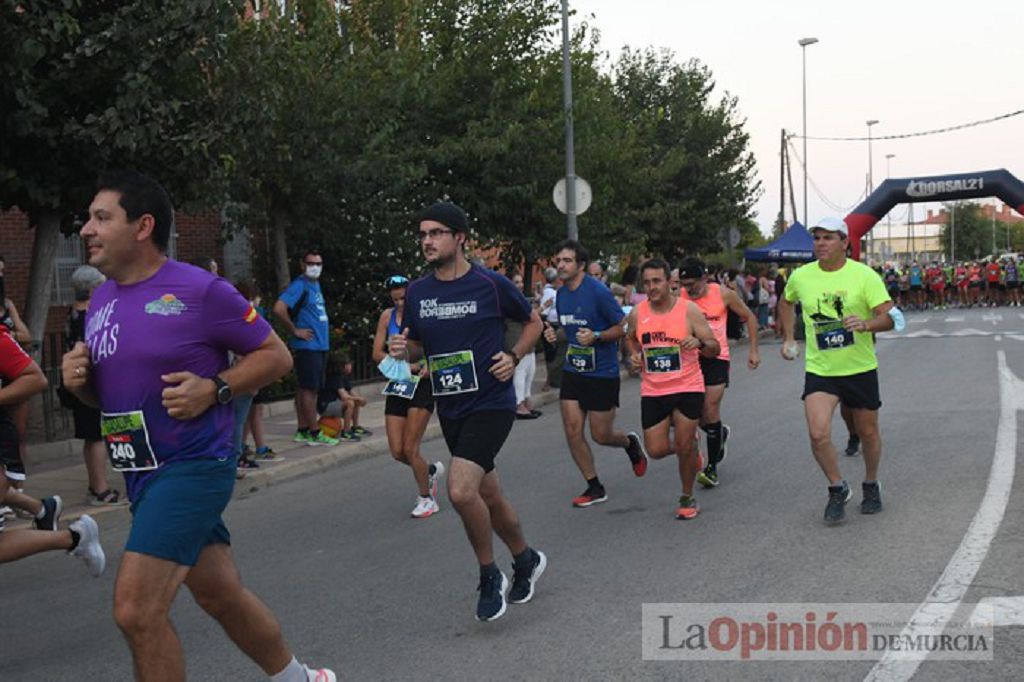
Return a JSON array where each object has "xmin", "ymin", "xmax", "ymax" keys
[
  {"xmin": 969, "ymin": 596, "xmax": 1024, "ymax": 628},
  {"xmin": 982, "ymin": 313, "xmax": 1003, "ymax": 326},
  {"xmin": 865, "ymin": 351, "xmax": 1022, "ymax": 682}
]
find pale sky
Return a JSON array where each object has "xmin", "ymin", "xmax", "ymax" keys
[{"xmin": 571, "ymin": 0, "xmax": 1024, "ymax": 235}]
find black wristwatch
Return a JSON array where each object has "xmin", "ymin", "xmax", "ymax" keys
[{"xmin": 212, "ymin": 376, "xmax": 233, "ymax": 405}]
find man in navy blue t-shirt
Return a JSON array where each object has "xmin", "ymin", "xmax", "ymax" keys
[
  {"xmin": 390, "ymin": 201, "xmax": 546, "ymax": 623},
  {"xmin": 544, "ymin": 240, "xmax": 648, "ymax": 508}
]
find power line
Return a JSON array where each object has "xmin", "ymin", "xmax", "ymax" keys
[
  {"xmin": 791, "ymin": 108, "xmax": 1024, "ymax": 142},
  {"xmin": 787, "ymin": 139, "xmax": 867, "ymax": 213}
]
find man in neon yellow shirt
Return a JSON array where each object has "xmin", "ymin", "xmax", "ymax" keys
[{"xmin": 779, "ymin": 217, "xmax": 894, "ymax": 526}]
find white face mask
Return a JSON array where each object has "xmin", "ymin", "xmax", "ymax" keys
[{"xmin": 305, "ymin": 265, "xmax": 323, "ymax": 279}]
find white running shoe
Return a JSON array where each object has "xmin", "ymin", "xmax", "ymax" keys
[
  {"xmin": 411, "ymin": 496, "xmax": 440, "ymax": 519},
  {"xmin": 70, "ymin": 514, "xmax": 106, "ymax": 578},
  {"xmin": 305, "ymin": 666, "xmax": 337, "ymax": 682},
  {"xmin": 428, "ymin": 460, "xmax": 445, "ymax": 498}
]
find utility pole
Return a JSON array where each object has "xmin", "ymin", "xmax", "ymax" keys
[
  {"xmin": 779, "ymin": 128, "xmax": 786, "ymax": 230},
  {"xmin": 865, "ymin": 119, "xmax": 878, "ymax": 261},
  {"xmin": 561, "ymin": 0, "xmax": 577, "ymax": 240}
]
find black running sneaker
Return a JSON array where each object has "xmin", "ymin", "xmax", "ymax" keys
[
  {"xmin": 844, "ymin": 435, "xmax": 860, "ymax": 457},
  {"xmin": 476, "ymin": 569, "xmax": 509, "ymax": 622},
  {"xmin": 625, "ymin": 431, "xmax": 648, "ymax": 477},
  {"xmin": 509, "ymin": 549, "xmax": 548, "ymax": 604},
  {"xmin": 34, "ymin": 495, "xmax": 63, "ymax": 531},
  {"xmin": 860, "ymin": 481, "xmax": 883, "ymax": 514},
  {"xmin": 718, "ymin": 424, "xmax": 731, "ymax": 464},
  {"xmin": 572, "ymin": 485, "xmax": 608, "ymax": 508},
  {"xmin": 824, "ymin": 481, "xmax": 851, "ymax": 526}
]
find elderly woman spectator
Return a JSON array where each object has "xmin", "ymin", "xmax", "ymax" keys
[{"xmin": 64, "ymin": 265, "xmax": 125, "ymax": 505}]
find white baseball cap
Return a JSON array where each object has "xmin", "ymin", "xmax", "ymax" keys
[{"xmin": 809, "ymin": 216, "xmax": 848, "ymax": 236}]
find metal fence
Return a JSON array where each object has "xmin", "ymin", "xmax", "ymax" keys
[{"xmin": 34, "ymin": 330, "xmax": 381, "ymax": 442}]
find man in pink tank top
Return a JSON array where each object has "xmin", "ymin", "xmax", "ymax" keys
[
  {"xmin": 624, "ymin": 259, "xmax": 720, "ymax": 520},
  {"xmin": 677, "ymin": 258, "xmax": 761, "ymax": 489}
]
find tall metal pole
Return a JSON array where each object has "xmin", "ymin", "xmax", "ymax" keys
[
  {"xmin": 951, "ymin": 203, "xmax": 956, "ymax": 263},
  {"xmin": 798, "ymin": 37, "xmax": 818, "ymax": 227},
  {"xmin": 865, "ymin": 120, "xmax": 878, "ymax": 261},
  {"xmin": 885, "ymin": 153, "xmax": 895, "ymax": 261},
  {"xmin": 992, "ymin": 200, "xmax": 997, "ymax": 256},
  {"xmin": 561, "ymin": 0, "xmax": 578, "ymax": 241}
]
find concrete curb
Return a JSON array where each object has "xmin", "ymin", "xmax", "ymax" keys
[{"xmin": 231, "ymin": 387, "xmax": 564, "ymax": 498}]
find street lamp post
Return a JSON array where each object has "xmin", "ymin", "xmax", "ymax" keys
[
  {"xmin": 798, "ymin": 37, "xmax": 818, "ymax": 228},
  {"xmin": 885, "ymin": 153, "xmax": 895, "ymax": 261},
  {"xmin": 865, "ymin": 119, "xmax": 879, "ymax": 261},
  {"xmin": 561, "ymin": 0, "xmax": 577, "ymax": 240}
]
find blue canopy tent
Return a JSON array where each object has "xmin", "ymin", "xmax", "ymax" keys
[{"xmin": 744, "ymin": 222, "xmax": 814, "ymax": 262}]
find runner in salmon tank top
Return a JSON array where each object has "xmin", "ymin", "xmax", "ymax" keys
[{"xmin": 624, "ymin": 259, "xmax": 721, "ymax": 520}]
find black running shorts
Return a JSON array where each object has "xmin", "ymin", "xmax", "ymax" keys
[
  {"xmin": 439, "ymin": 410, "xmax": 515, "ymax": 474},
  {"xmin": 384, "ymin": 376, "xmax": 435, "ymax": 417},
  {"xmin": 641, "ymin": 392, "xmax": 704, "ymax": 429},
  {"xmin": 698, "ymin": 357, "xmax": 730, "ymax": 387},
  {"xmin": 294, "ymin": 350, "xmax": 327, "ymax": 391},
  {"xmin": 72, "ymin": 403, "xmax": 102, "ymax": 441},
  {"xmin": 802, "ymin": 370, "xmax": 881, "ymax": 410},
  {"xmin": 559, "ymin": 371, "xmax": 620, "ymax": 412}
]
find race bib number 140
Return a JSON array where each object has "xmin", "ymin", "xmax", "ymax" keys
[{"xmin": 101, "ymin": 410, "xmax": 159, "ymax": 472}]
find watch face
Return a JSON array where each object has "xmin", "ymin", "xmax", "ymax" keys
[{"xmin": 218, "ymin": 385, "xmax": 232, "ymax": 404}]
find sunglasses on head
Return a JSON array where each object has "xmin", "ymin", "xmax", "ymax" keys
[{"xmin": 385, "ymin": 275, "xmax": 409, "ymax": 288}]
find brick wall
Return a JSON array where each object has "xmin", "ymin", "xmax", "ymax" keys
[{"xmin": 1, "ymin": 207, "xmax": 225, "ymax": 363}]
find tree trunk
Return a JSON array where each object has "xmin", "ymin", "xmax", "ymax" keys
[
  {"xmin": 271, "ymin": 202, "xmax": 291, "ymax": 292},
  {"xmin": 22, "ymin": 210, "xmax": 61, "ymax": 362}
]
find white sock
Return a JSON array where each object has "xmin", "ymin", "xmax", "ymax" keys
[{"xmin": 269, "ymin": 656, "xmax": 305, "ymax": 682}]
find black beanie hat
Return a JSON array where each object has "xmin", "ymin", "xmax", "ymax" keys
[{"xmin": 419, "ymin": 201, "xmax": 468, "ymax": 233}]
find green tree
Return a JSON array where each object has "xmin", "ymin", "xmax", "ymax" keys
[
  {"xmin": 0, "ymin": 0, "xmax": 243, "ymax": 349},
  {"xmin": 940, "ymin": 202, "xmax": 991, "ymax": 261},
  {"xmin": 612, "ymin": 48, "xmax": 762, "ymax": 265}
]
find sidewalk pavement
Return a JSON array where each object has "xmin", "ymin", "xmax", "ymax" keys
[{"xmin": 10, "ymin": 357, "xmax": 563, "ymax": 528}]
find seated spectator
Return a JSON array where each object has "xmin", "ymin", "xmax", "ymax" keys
[{"xmin": 318, "ymin": 355, "xmax": 371, "ymax": 441}]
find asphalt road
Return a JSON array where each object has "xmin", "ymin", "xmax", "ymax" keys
[{"xmin": 2, "ymin": 307, "xmax": 1023, "ymax": 681}]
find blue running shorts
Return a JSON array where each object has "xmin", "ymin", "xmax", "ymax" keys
[{"xmin": 125, "ymin": 457, "xmax": 235, "ymax": 566}]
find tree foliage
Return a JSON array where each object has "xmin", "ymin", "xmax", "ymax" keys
[{"xmin": 3, "ymin": 0, "xmax": 764, "ymax": 345}]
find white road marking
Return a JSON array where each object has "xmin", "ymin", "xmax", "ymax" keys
[
  {"xmin": 864, "ymin": 351, "xmax": 1020, "ymax": 681},
  {"xmin": 969, "ymin": 596, "xmax": 1024, "ymax": 627},
  {"xmin": 943, "ymin": 316, "xmax": 965, "ymax": 322},
  {"xmin": 907, "ymin": 316, "xmax": 930, "ymax": 324},
  {"xmin": 982, "ymin": 313, "xmax": 1003, "ymax": 326},
  {"xmin": 995, "ymin": 335, "xmax": 1003, "ymax": 341}
]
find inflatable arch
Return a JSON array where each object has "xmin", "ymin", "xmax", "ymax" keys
[{"xmin": 844, "ymin": 169, "xmax": 1024, "ymax": 260}]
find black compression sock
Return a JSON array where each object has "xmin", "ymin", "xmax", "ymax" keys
[
  {"xmin": 586, "ymin": 476, "xmax": 603, "ymax": 490},
  {"xmin": 705, "ymin": 421, "xmax": 723, "ymax": 465},
  {"xmin": 68, "ymin": 529, "xmax": 81, "ymax": 552}
]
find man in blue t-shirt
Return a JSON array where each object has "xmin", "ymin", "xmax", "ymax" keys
[
  {"xmin": 390, "ymin": 201, "xmax": 546, "ymax": 623},
  {"xmin": 544, "ymin": 240, "xmax": 648, "ymax": 509},
  {"xmin": 274, "ymin": 249, "xmax": 337, "ymax": 445}
]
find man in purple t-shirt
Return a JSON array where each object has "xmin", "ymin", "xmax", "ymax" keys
[{"xmin": 62, "ymin": 171, "xmax": 335, "ymax": 682}]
